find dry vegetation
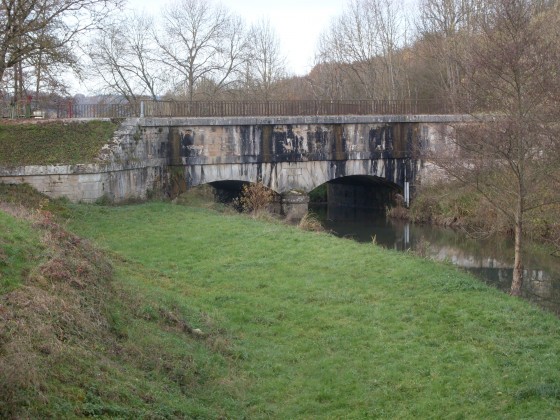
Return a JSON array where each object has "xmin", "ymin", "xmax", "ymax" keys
[
  {"xmin": 233, "ymin": 182, "xmax": 276, "ymax": 216},
  {"xmin": 0, "ymin": 185, "xmax": 245, "ymax": 417},
  {"xmin": 0, "ymin": 204, "xmax": 114, "ymax": 417},
  {"xmin": 297, "ymin": 212, "xmax": 326, "ymax": 232}
]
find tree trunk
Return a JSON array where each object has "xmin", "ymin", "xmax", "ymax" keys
[{"xmin": 511, "ymin": 214, "xmax": 524, "ymax": 296}]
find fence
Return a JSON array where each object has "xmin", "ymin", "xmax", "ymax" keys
[
  {"xmin": 140, "ymin": 99, "xmax": 450, "ymax": 117},
  {"xmin": 1, "ymin": 99, "xmax": 452, "ymax": 120},
  {"xmin": 0, "ymin": 100, "xmax": 138, "ymax": 119}
]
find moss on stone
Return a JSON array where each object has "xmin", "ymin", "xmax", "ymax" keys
[{"xmin": 0, "ymin": 120, "xmax": 118, "ymax": 166}]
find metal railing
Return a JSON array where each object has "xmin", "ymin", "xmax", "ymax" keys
[
  {"xmin": 0, "ymin": 100, "xmax": 138, "ymax": 119},
  {"xmin": 1, "ymin": 99, "xmax": 452, "ymax": 120},
  {"xmin": 140, "ymin": 99, "xmax": 450, "ymax": 117}
]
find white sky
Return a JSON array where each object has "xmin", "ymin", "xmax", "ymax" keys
[{"xmin": 126, "ymin": 0, "xmax": 344, "ymax": 76}]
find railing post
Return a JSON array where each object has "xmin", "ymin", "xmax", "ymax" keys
[{"xmin": 140, "ymin": 100, "xmax": 145, "ymax": 118}]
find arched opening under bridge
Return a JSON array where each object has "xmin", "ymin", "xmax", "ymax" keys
[{"xmin": 310, "ymin": 175, "xmax": 402, "ymax": 211}]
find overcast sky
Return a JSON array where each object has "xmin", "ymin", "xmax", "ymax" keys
[{"xmin": 126, "ymin": 0, "xmax": 344, "ymax": 76}]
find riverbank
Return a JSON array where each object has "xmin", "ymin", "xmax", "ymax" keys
[
  {"xmin": 67, "ymin": 201, "xmax": 560, "ymax": 418},
  {"xmin": 2, "ymin": 184, "xmax": 558, "ymax": 417},
  {"xmin": 390, "ymin": 182, "xmax": 560, "ymax": 250}
]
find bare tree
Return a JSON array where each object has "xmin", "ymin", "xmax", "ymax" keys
[
  {"xmin": 315, "ymin": 0, "xmax": 410, "ymax": 100},
  {"xmin": 431, "ymin": 0, "xmax": 560, "ymax": 296},
  {"xmin": 87, "ymin": 12, "xmax": 165, "ymax": 102},
  {"xmin": 415, "ymin": 0, "xmax": 489, "ymax": 109},
  {"xmin": 244, "ymin": 19, "xmax": 286, "ymax": 100},
  {"xmin": 306, "ymin": 61, "xmax": 347, "ymax": 101},
  {"xmin": 156, "ymin": 0, "xmax": 248, "ymax": 101},
  {"xmin": 0, "ymin": 0, "xmax": 123, "ymax": 91}
]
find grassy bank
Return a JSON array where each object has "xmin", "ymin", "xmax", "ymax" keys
[
  {"xmin": 0, "ymin": 120, "xmax": 118, "ymax": 166},
  {"xmin": 1, "ymin": 188, "xmax": 248, "ymax": 417},
  {"xmin": 67, "ymin": 201, "xmax": 560, "ymax": 418},
  {"xmin": 0, "ymin": 215, "xmax": 41, "ymax": 296},
  {"xmin": 2, "ymin": 187, "xmax": 560, "ymax": 417}
]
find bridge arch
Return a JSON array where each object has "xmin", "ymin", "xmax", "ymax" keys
[
  {"xmin": 208, "ymin": 180, "xmax": 280, "ymax": 205},
  {"xmin": 176, "ymin": 118, "xmax": 425, "ymax": 220},
  {"xmin": 318, "ymin": 175, "xmax": 402, "ymax": 210},
  {"xmin": 299, "ymin": 159, "xmax": 408, "ymax": 193},
  {"xmin": 185, "ymin": 157, "xmax": 410, "ymax": 196}
]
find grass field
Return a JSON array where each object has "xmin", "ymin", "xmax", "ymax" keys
[
  {"xmin": 2, "ymin": 186, "xmax": 560, "ymax": 417},
  {"xmin": 64, "ymin": 202, "xmax": 560, "ymax": 418}
]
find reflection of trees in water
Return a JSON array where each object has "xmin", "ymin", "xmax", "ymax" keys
[
  {"xmin": 422, "ymin": 237, "xmax": 560, "ymax": 314},
  {"xmin": 420, "ymin": 236, "xmax": 560, "ymax": 314},
  {"xmin": 468, "ymin": 267, "xmax": 560, "ymax": 315},
  {"xmin": 311, "ymin": 203, "xmax": 560, "ymax": 315}
]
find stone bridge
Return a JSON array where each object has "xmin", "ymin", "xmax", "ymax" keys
[
  {"xmin": 0, "ymin": 115, "xmax": 465, "ymax": 218},
  {"xmin": 155, "ymin": 115, "xmax": 463, "ymax": 219}
]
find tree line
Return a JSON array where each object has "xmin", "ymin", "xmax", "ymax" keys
[{"xmin": 1, "ymin": 0, "xmax": 557, "ymax": 107}]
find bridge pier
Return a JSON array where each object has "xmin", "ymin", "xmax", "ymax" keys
[{"xmin": 281, "ymin": 190, "xmax": 309, "ymax": 222}]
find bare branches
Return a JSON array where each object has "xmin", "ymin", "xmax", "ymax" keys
[
  {"xmin": 426, "ymin": 0, "xmax": 560, "ymax": 295},
  {"xmin": 314, "ymin": 0, "xmax": 411, "ymax": 100},
  {"xmin": 0, "ymin": 0, "xmax": 123, "ymax": 87},
  {"xmin": 244, "ymin": 19, "xmax": 286, "ymax": 101},
  {"xmin": 156, "ymin": 0, "xmax": 247, "ymax": 101},
  {"xmin": 86, "ymin": 12, "xmax": 165, "ymax": 103}
]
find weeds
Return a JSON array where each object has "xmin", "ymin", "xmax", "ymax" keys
[
  {"xmin": 233, "ymin": 182, "xmax": 275, "ymax": 216},
  {"xmin": 298, "ymin": 212, "xmax": 325, "ymax": 232},
  {"xmin": 0, "ymin": 209, "xmax": 114, "ymax": 417}
]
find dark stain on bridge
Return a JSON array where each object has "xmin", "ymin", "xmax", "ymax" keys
[{"xmin": 164, "ymin": 116, "xmax": 427, "ymax": 219}]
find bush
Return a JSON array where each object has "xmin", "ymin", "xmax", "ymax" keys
[
  {"xmin": 409, "ymin": 194, "xmax": 441, "ymax": 223},
  {"xmin": 234, "ymin": 183, "xmax": 274, "ymax": 216},
  {"xmin": 298, "ymin": 213, "xmax": 326, "ymax": 232}
]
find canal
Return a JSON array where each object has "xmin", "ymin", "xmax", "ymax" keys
[{"xmin": 310, "ymin": 204, "xmax": 560, "ymax": 315}]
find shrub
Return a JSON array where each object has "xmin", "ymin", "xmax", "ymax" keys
[
  {"xmin": 235, "ymin": 183, "xmax": 274, "ymax": 216},
  {"xmin": 298, "ymin": 213, "xmax": 326, "ymax": 232}
]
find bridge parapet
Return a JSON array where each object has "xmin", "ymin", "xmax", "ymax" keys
[
  {"xmin": 137, "ymin": 114, "xmax": 470, "ymax": 127},
  {"xmin": 1, "ymin": 115, "xmax": 463, "ymax": 213}
]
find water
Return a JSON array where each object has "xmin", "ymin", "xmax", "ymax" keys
[{"xmin": 310, "ymin": 204, "xmax": 560, "ymax": 315}]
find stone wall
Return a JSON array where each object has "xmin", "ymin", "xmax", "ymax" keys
[
  {"xmin": 416, "ymin": 123, "xmax": 458, "ymax": 186},
  {"xmin": 0, "ymin": 115, "xmax": 463, "ymax": 204},
  {"xmin": 0, "ymin": 119, "xmax": 169, "ymax": 203},
  {"xmin": 163, "ymin": 118, "xmax": 426, "ymax": 193}
]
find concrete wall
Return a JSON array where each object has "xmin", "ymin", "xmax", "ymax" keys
[
  {"xmin": 163, "ymin": 117, "xmax": 431, "ymax": 193},
  {"xmin": 416, "ymin": 123, "xmax": 459, "ymax": 186},
  {"xmin": 183, "ymin": 159, "xmax": 410, "ymax": 194},
  {"xmin": 0, "ymin": 119, "xmax": 169, "ymax": 203},
  {"xmin": 167, "ymin": 120, "xmax": 417, "ymax": 165},
  {"xmin": 0, "ymin": 115, "xmax": 464, "ymax": 203}
]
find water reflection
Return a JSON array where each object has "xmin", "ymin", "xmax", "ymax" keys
[{"xmin": 311, "ymin": 204, "xmax": 560, "ymax": 315}]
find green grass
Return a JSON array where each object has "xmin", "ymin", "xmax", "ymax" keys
[
  {"xmin": 0, "ymin": 210, "xmax": 42, "ymax": 293},
  {"xmin": 0, "ymin": 120, "xmax": 117, "ymax": 166},
  {"xmin": 0, "ymin": 196, "xmax": 247, "ymax": 417},
  {"xmin": 63, "ymin": 202, "xmax": 560, "ymax": 418}
]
